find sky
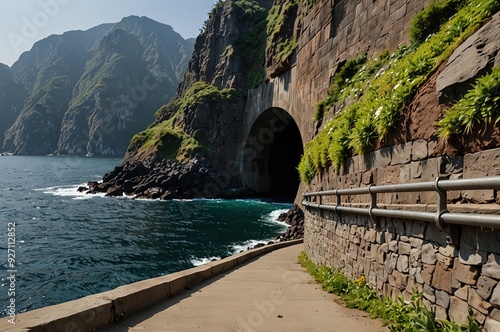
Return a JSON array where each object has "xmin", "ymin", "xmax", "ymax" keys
[{"xmin": 0, "ymin": 0, "xmax": 218, "ymax": 66}]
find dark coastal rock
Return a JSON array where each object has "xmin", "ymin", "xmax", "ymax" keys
[
  {"xmin": 105, "ymin": 186, "xmax": 124, "ymax": 197},
  {"xmin": 83, "ymin": 156, "xmax": 244, "ymax": 201},
  {"xmin": 77, "ymin": 186, "xmax": 88, "ymax": 193},
  {"xmin": 253, "ymin": 243, "xmax": 266, "ymax": 249},
  {"xmin": 277, "ymin": 204, "xmax": 305, "ymax": 242}
]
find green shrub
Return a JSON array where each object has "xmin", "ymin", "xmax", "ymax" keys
[
  {"xmin": 409, "ymin": 0, "xmax": 465, "ymax": 44},
  {"xmin": 298, "ymin": 252, "xmax": 480, "ymax": 331},
  {"xmin": 437, "ymin": 65, "xmax": 500, "ymax": 138}
]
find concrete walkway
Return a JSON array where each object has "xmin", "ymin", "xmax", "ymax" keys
[{"xmin": 100, "ymin": 244, "xmax": 388, "ymax": 332}]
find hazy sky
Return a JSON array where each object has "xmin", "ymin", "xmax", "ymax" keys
[{"xmin": 0, "ymin": 0, "xmax": 218, "ymax": 66}]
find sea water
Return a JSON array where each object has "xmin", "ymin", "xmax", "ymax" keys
[{"xmin": 0, "ymin": 156, "xmax": 290, "ymax": 316}]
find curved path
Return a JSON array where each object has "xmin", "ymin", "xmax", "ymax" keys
[{"xmin": 100, "ymin": 244, "xmax": 388, "ymax": 332}]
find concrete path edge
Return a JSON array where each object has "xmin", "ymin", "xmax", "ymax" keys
[{"xmin": 0, "ymin": 239, "xmax": 304, "ymax": 332}]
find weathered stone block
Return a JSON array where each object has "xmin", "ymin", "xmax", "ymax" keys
[
  {"xmin": 412, "ymin": 140, "xmax": 428, "ymax": 161},
  {"xmin": 436, "ymin": 253, "xmax": 453, "ymax": 268},
  {"xmin": 449, "ymin": 297, "xmax": 469, "ymax": 325},
  {"xmin": 374, "ymin": 147, "xmax": 393, "ymax": 168},
  {"xmin": 438, "ymin": 155, "xmax": 464, "ymax": 175},
  {"xmin": 435, "ymin": 305, "xmax": 448, "ymax": 321},
  {"xmin": 410, "ymin": 248, "xmax": 421, "ymax": 267},
  {"xmin": 410, "ymin": 237, "xmax": 424, "ymax": 249},
  {"xmin": 454, "ymin": 285, "xmax": 469, "ymax": 301},
  {"xmin": 483, "ymin": 253, "xmax": 500, "ymax": 280},
  {"xmin": 410, "ymin": 161, "xmax": 423, "ymax": 180},
  {"xmin": 398, "ymin": 242, "xmax": 412, "ymax": 255},
  {"xmin": 391, "ymin": 142, "xmax": 412, "ymax": 165},
  {"xmin": 423, "ymin": 283, "xmax": 436, "ymax": 302},
  {"xmin": 385, "ymin": 252, "xmax": 398, "ymax": 274},
  {"xmin": 421, "ymin": 243, "xmax": 438, "ymax": 265},
  {"xmin": 463, "ymin": 148, "xmax": 500, "ymax": 202},
  {"xmin": 459, "ymin": 249, "xmax": 487, "ymax": 266},
  {"xmin": 397, "ymin": 255, "xmax": 409, "ymax": 273},
  {"xmin": 432, "ymin": 262, "xmax": 452, "ymax": 293},
  {"xmin": 484, "ymin": 318, "xmax": 500, "ymax": 332},
  {"xmin": 477, "ymin": 276, "xmax": 497, "ymax": 301},
  {"xmin": 389, "ymin": 270, "xmax": 407, "ymax": 290},
  {"xmin": 472, "ymin": 308, "xmax": 487, "ymax": 325},
  {"xmin": 425, "ymin": 224, "xmax": 448, "ymax": 247},
  {"xmin": 410, "ymin": 221, "xmax": 426, "ymax": 239},
  {"xmin": 389, "ymin": 240, "xmax": 398, "ymax": 252},
  {"xmin": 435, "ymin": 289, "xmax": 450, "ymax": 308},
  {"xmin": 490, "ymin": 283, "xmax": 500, "ymax": 307},
  {"xmin": 491, "ymin": 308, "xmax": 500, "ymax": 322},
  {"xmin": 438, "ymin": 245, "xmax": 458, "ymax": 258},
  {"xmin": 421, "ymin": 264, "xmax": 435, "ymax": 285},
  {"xmin": 469, "ymin": 288, "xmax": 492, "ymax": 315}
]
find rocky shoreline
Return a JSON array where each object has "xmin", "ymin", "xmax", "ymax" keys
[
  {"xmin": 79, "ymin": 156, "xmax": 248, "ymax": 200},
  {"xmin": 79, "ymin": 156, "xmax": 304, "ymax": 246}
]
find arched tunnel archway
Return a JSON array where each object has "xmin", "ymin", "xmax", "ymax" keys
[{"xmin": 242, "ymin": 108, "xmax": 303, "ymax": 202}]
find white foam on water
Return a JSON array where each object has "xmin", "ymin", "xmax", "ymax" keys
[
  {"xmin": 190, "ymin": 256, "xmax": 221, "ymax": 266},
  {"xmin": 36, "ymin": 184, "xmax": 108, "ymax": 200}
]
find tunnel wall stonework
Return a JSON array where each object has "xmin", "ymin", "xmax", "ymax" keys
[{"xmin": 241, "ymin": 0, "xmax": 432, "ymax": 169}]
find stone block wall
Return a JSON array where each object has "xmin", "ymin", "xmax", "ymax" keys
[
  {"xmin": 303, "ymin": 143, "xmax": 500, "ymax": 329},
  {"xmin": 295, "ymin": 0, "xmax": 431, "ymax": 116},
  {"xmin": 304, "ymin": 209, "xmax": 500, "ymax": 330},
  {"xmin": 309, "ymin": 145, "xmax": 500, "ymax": 206}
]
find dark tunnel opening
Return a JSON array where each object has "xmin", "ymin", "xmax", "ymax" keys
[
  {"xmin": 268, "ymin": 120, "xmax": 303, "ymax": 200},
  {"xmin": 242, "ymin": 108, "xmax": 304, "ymax": 202}
]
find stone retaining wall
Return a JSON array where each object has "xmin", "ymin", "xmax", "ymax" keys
[
  {"xmin": 303, "ymin": 145, "xmax": 500, "ymax": 330},
  {"xmin": 309, "ymin": 145, "xmax": 500, "ymax": 205},
  {"xmin": 304, "ymin": 209, "xmax": 500, "ymax": 330}
]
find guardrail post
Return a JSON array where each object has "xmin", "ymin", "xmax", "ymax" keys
[
  {"xmin": 368, "ymin": 184, "xmax": 379, "ymax": 229},
  {"xmin": 335, "ymin": 189, "xmax": 341, "ymax": 220},
  {"xmin": 434, "ymin": 177, "xmax": 457, "ymax": 244}
]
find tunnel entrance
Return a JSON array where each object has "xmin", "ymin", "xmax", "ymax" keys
[{"xmin": 242, "ymin": 108, "xmax": 303, "ymax": 202}]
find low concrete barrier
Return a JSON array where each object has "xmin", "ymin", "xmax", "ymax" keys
[{"xmin": 1, "ymin": 239, "xmax": 303, "ymax": 332}]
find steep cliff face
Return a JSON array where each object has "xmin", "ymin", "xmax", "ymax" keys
[
  {"xmin": 91, "ymin": 0, "xmax": 274, "ymax": 199},
  {"xmin": 0, "ymin": 64, "xmax": 27, "ymax": 151},
  {"xmin": 2, "ymin": 16, "xmax": 193, "ymax": 155},
  {"xmin": 127, "ymin": 0, "xmax": 273, "ymax": 165}
]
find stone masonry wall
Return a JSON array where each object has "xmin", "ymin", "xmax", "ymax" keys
[
  {"xmin": 294, "ymin": 0, "xmax": 431, "ymax": 123},
  {"xmin": 303, "ymin": 145, "xmax": 500, "ymax": 330},
  {"xmin": 304, "ymin": 209, "xmax": 500, "ymax": 330}
]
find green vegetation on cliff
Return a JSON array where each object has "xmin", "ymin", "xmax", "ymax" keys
[
  {"xmin": 266, "ymin": 0, "xmax": 317, "ymax": 65},
  {"xmin": 130, "ymin": 82, "xmax": 236, "ymax": 160},
  {"xmin": 233, "ymin": 0, "xmax": 269, "ymax": 88},
  {"xmin": 298, "ymin": 0, "xmax": 500, "ymax": 184}
]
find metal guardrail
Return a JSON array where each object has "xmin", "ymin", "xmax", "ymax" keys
[{"xmin": 302, "ymin": 176, "xmax": 500, "ymax": 244}]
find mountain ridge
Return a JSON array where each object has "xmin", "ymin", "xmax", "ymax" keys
[{"xmin": 0, "ymin": 15, "xmax": 194, "ymax": 155}]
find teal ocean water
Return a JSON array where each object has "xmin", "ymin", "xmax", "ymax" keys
[{"xmin": 0, "ymin": 156, "xmax": 290, "ymax": 316}]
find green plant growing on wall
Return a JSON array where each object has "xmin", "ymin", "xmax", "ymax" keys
[
  {"xmin": 298, "ymin": 0, "xmax": 500, "ymax": 184},
  {"xmin": 409, "ymin": 0, "xmax": 466, "ymax": 44},
  {"xmin": 437, "ymin": 65, "xmax": 500, "ymax": 138}
]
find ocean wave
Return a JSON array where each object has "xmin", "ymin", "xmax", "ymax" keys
[
  {"xmin": 264, "ymin": 209, "xmax": 289, "ymax": 225},
  {"xmin": 190, "ymin": 256, "xmax": 221, "ymax": 266},
  {"xmin": 36, "ymin": 184, "xmax": 108, "ymax": 200}
]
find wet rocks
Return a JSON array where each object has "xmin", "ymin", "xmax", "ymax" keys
[
  {"xmin": 83, "ymin": 156, "xmax": 246, "ymax": 200},
  {"xmin": 276, "ymin": 204, "xmax": 305, "ymax": 241}
]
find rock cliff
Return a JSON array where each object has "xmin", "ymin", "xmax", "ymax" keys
[
  {"xmin": 1, "ymin": 16, "xmax": 194, "ymax": 155},
  {"xmin": 0, "ymin": 64, "xmax": 27, "ymax": 147}
]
